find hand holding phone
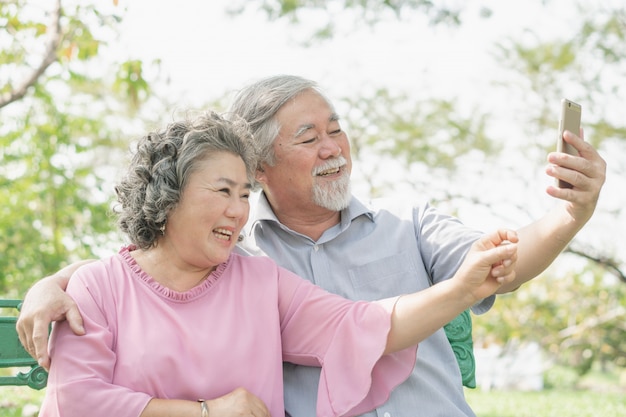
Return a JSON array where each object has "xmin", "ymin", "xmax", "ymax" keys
[{"xmin": 556, "ymin": 98, "xmax": 582, "ymax": 188}]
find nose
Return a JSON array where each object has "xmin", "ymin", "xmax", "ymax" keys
[
  {"xmin": 319, "ymin": 134, "xmax": 342, "ymax": 159},
  {"xmin": 225, "ymin": 196, "xmax": 249, "ymax": 220}
]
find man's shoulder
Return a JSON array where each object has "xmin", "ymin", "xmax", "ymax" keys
[{"xmin": 363, "ymin": 196, "xmax": 432, "ymax": 219}]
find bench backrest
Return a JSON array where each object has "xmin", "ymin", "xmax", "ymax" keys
[
  {"xmin": 0, "ymin": 299, "xmax": 48, "ymax": 390},
  {"xmin": 444, "ymin": 309, "xmax": 476, "ymax": 388}
]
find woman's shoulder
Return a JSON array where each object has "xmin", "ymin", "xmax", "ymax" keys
[
  {"xmin": 229, "ymin": 252, "xmax": 277, "ymax": 267},
  {"xmin": 227, "ymin": 252, "xmax": 307, "ymax": 289},
  {"xmin": 71, "ymin": 248, "xmax": 132, "ymax": 286}
]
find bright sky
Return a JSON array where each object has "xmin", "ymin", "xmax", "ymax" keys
[{"xmin": 115, "ymin": 0, "xmax": 569, "ymax": 107}]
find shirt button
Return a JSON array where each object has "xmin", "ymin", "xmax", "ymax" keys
[
  {"xmin": 313, "ymin": 244, "xmax": 319, "ymax": 252},
  {"xmin": 384, "ymin": 413, "xmax": 391, "ymax": 417}
]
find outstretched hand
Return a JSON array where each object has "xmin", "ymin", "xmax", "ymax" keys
[
  {"xmin": 16, "ymin": 277, "xmax": 84, "ymax": 370},
  {"xmin": 455, "ymin": 229, "xmax": 519, "ymax": 303}
]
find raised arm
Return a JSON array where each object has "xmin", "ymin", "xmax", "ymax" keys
[
  {"xmin": 16, "ymin": 260, "xmax": 93, "ymax": 369},
  {"xmin": 498, "ymin": 129, "xmax": 606, "ymax": 293}
]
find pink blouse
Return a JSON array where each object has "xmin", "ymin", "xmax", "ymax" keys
[{"xmin": 40, "ymin": 247, "xmax": 417, "ymax": 417}]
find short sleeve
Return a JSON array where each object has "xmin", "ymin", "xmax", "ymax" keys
[{"xmin": 416, "ymin": 203, "xmax": 496, "ymax": 314}]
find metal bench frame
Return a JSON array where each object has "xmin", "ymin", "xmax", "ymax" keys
[{"xmin": 0, "ymin": 299, "xmax": 48, "ymax": 390}]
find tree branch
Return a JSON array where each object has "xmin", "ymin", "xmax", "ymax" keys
[
  {"xmin": 0, "ymin": 0, "xmax": 62, "ymax": 109},
  {"xmin": 557, "ymin": 306, "xmax": 626, "ymax": 339},
  {"xmin": 565, "ymin": 246, "xmax": 626, "ymax": 284}
]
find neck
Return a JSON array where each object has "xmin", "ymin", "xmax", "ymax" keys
[
  {"xmin": 130, "ymin": 246, "xmax": 215, "ymax": 292},
  {"xmin": 276, "ymin": 211, "xmax": 341, "ymax": 241},
  {"xmin": 271, "ymin": 204, "xmax": 341, "ymax": 241}
]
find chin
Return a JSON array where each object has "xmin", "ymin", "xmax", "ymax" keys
[{"xmin": 313, "ymin": 183, "xmax": 351, "ymax": 211}]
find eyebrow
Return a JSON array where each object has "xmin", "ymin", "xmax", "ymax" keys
[
  {"xmin": 294, "ymin": 123, "xmax": 314, "ymax": 139},
  {"xmin": 293, "ymin": 113, "xmax": 340, "ymax": 139},
  {"xmin": 216, "ymin": 177, "xmax": 252, "ymax": 190}
]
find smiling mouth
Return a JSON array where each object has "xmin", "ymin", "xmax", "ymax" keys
[
  {"xmin": 316, "ymin": 167, "xmax": 341, "ymax": 177},
  {"xmin": 213, "ymin": 228, "xmax": 233, "ymax": 241}
]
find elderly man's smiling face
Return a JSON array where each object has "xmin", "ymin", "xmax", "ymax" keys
[{"xmin": 256, "ymin": 89, "xmax": 352, "ymax": 214}]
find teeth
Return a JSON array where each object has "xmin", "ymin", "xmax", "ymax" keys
[
  {"xmin": 214, "ymin": 228, "xmax": 233, "ymax": 240},
  {"xmin": 318, "ymin": 167, "xmax": 340, "ymax": 176}
]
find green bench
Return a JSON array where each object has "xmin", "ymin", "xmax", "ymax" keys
[
  {"xmin": 444, "ymin": 309, "xmax": 476, "ymax": 388},
  {"xmin": 0, "ymin": 299, "xmax": 48, "ymax": 390},
  {"xmin": 0, "ymin": 299, "xmax": 474, "ymax": 390}
]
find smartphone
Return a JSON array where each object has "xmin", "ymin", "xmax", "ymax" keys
[{"xmin": 556, "ymin": 98, "xmax": 582, "ymax": 188}]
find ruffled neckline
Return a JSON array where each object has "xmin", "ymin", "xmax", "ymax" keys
[{"xmin": 118, "ymin": 245, "xmax": 228, "ymax": 302}]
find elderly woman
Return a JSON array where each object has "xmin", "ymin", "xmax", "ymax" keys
[{"xmin": 38, "ymin": 111, "xmax": 518, "ymax": 417}]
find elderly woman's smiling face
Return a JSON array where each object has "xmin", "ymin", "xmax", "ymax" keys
[{"xmin": 162, "ymin": 151, "xmax": 252, "ymax": 271}]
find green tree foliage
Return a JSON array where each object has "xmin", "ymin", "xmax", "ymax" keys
[
  {"xmin": 474, "ymin": 3, "xmax": 626, "ymax": 377},
  {"xmin": 256, "ymin": 0, "xmax": 466, "ymax": 24},
  {"xmin": 0, "ymin": 0, "xmax": 150, "ymax": 294},
  {"xmin": 493, "ymin": 4, "xmax": 626, "ymax": 151},
  {"xmin": 491, "ymin": 4, "xmax": 626, "ymax": 280},
  {"xmin": 228, "ymin": 0, "xmax": 478, "ymax": 40},
  {"xmin": 473, "ymin": 260, "xmax": 626, "ymax": 376},
  {"xmin": 344, "ymin": 90, "xmax": 495, "ymax": 168},
  {"xmin": 338, "ymin": 89, "xmax": 497, "ymax": 198}
]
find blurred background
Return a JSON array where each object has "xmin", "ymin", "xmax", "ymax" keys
[{"xmin": 1, "ymin": 0, "xmax": 625, "ymax": 415}]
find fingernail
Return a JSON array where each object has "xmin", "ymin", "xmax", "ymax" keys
[{"xmin": 503, "ymin": 259, "xmax": 512, "ymax": 267}]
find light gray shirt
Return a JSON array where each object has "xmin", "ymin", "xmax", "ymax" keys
[{"xmin": 239, "ymin": 193, "xmax": 493, "ymax": 417}]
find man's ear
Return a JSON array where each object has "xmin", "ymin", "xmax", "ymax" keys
[{"xmin": 255, "ymin": 168, "xmax": 267, "ymax": 186}]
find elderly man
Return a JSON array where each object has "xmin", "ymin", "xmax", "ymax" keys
[{"xmin": 18, "ymin": 75, "xmax": 606, "ymax": 417}]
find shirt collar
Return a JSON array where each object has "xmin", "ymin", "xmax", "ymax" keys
[{"xmin": 249, "ymin": 191, "xmax": 374, "ymax": 235}]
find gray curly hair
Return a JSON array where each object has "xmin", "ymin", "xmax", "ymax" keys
[{"xmin": 114, "ymin": 111, "xmax": 257, "ymax": 249}]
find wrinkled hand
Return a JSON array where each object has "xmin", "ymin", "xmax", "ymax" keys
[
  {"xmin": 16, "ymin": 277, "xmax": 84, "ymax": 370},
  {"xmin": 206, "ymin": 387, "xmax": 270, "ymax": 417},
  {"xmin": 455, "ymin": 229, "xmax": 519, "ymax": 303},
  {"xmin": 546, "ymin": 129, "xmax": 607, "ymax": 224}
]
